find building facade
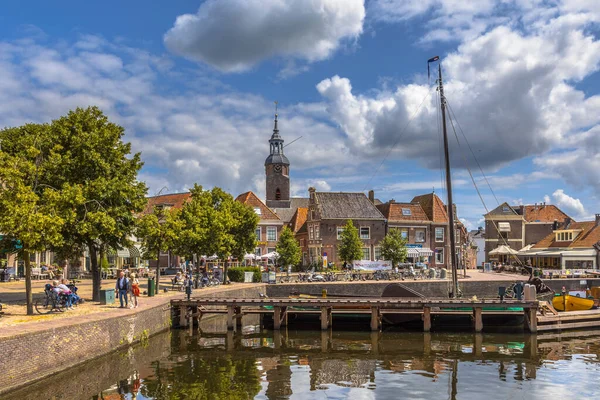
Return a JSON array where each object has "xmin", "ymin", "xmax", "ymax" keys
[
  {"xmin": 236, "ymin": 191, "xmax": 284, "ymax": 257},
  {"xmin": 484, "ymin": 202, "xmax": 571, "ymax": 262},
  {"xmin": 306, "ymin": 188, "xmax": 386, "ymax": 266}
]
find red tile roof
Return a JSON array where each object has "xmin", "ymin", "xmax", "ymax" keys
[
  {"xmin": 289, "ymin": 207, "xmax": 308, "ymax": 233},
  {"xmin": 376, "ymin": 202, "xmax": 430, "ymax": 222},
  {"xmin": 411, "ymin": 193, "xmax": 449, "ymax": 223},
  {"xmin": 522, "ymin": 204, "xmax": 571, "ymax": 223},
  {"xmin": 142, "ymin": 192, "xmax": 191, "ymax": 215},
  {"xmin": 533, "ymin": 221, "xmax": 600, "ymax": 249},
  {"xmin": 235, "ymin": 191, "xmax": 280, "ymax": 221}
]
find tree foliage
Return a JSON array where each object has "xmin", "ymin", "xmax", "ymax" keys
[
  {"xmin": 276, "ymin": 226, "xmax": 301, "ymax": 268},
  {"xmin": 337, "ymin": 220, "xmax": 363, "ymax": 265},
  {"xmin": 137, "ymin": 206, "xmax": 183, "ymax": 290},
  {"xmin": 380, "ymin": 228, "xmax": 408, "ymax": 268},
  {"xmin": 178, "ymin": 185, "xmax": 258, "ymax": 283},
  {"xmin": 0, "ymin": 124, "xmax": 79, "ymax": 314},
  {"xmin": 42, "ymin": 107, "xmax": 147, "ymax": 300}
]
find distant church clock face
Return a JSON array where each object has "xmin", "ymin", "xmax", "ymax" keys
[{"xmin": 274, "ymin": 165, "xmax": 282, "ymax": 173}]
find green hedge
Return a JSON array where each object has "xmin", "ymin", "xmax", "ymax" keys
[{"xmin": 227, "ymin": 267, "xmax": 261, "ymax": 283}]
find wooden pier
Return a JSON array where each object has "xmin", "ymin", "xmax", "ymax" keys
[{"xmin": 171, "ymin": 297, "xmax": 539, "ymax": 333}]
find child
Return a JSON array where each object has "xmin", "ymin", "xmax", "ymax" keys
[{"xmin": 130, "ymin": 272, "xmax": 140, "ymax": 309}]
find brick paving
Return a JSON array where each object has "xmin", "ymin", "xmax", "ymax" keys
[{"xmin": 0, "ymin": 279, "xmax": 259, "ymax": 338}]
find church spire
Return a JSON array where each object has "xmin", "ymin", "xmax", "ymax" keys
[{"xmin": 272, "ymin": 101, "xmax": 280, "ymax": 139}]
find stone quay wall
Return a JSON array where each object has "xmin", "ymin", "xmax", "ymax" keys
[
  {"xmin": 265, "ymin": 278, "xmax": 600, "ymax": 298},
  {"xmin": 0, "ymin": 283, "xmax": 266, "ymax": 396}
]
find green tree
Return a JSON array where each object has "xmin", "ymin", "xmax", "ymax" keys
[
  {"xmin": 137, "ymin": 206, "xmax": 183, "ymax": 291},
  {"xmin": 276, "ymin": 226, "xmax": 301, "ymax": 269},
  {"xmin": 380, "ymin": 228, "xmax": 408, "ymax": 268},
  {"xmin": 337, "ymin": 220, "xmax": 362, "ymax": 267},
  {"xmin": 0, "ymin": 124, "xmax": 79, "ymax": 314},
  {"xmin": 178, "ymin": 185, "xmax": 258, "ymax": 283},
  {"xmin": 42, "ymin": 107, "xmax": 147, "ymax": 301}
]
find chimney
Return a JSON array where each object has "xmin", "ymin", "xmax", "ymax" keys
[
  {"xmin": 542, "ymin": 201, "xmax": 546, "ymax": 208},
  {"xmin": 389, "ymin": 199, "xmax": 395, "ymax": 204},
  {"xmin": 520, "ymin": 205, "xmax": 524, "ymax": 215},
  {"xmin": 596, "ymin": 214, "xmax": 600, "ymax": 226},
  {"xmin": 308, "ymin": 187, "xmax": 316, "ymax": 203},
  {"xmin": 564, "ymin": 217, "xmax": 571, "ymax": 228},
  {"xmin": 368, "ymin": 190, "xmax": 375, "ymax": 204},
  {"xmin": 552, "ymin": 219, "xmax": 558, "ymax": 230}
]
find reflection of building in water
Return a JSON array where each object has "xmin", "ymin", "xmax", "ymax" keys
[
  {"xmin": 386, "ymin": 358, "xmax": 445, "ymax": 380},
  {"xmin": 265, "ymin": 358, "xmax": 293, "ymax": 398},
  {"xmin": 310, "ymin": 359, "xmax": 376, "ymax": 389}
]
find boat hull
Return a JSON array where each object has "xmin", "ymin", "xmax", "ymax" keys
[{"xmin": 552, "ymin": 295, "xmax": 594, "ymax": 311}]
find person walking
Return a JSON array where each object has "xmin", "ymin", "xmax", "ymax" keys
[
  {"xmin": 115, "ymin": 271, "xmax": 130, "ymax": 308},
  {"xmin": 129, "ymin": 272, "xmax": 140, "ymax": 309}
]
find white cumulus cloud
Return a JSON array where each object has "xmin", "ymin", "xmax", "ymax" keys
[
  {"xmin": 548, "ymin": 189, "xmax": 588, "ymax": 219},
  {"xmin": 164, "ymin": 0, "xmax": 365, "ymax": 73}
]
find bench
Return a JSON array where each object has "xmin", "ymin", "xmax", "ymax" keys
[
  {"xmin": 171, "ymin": 277, "xmax": 185, "ymax": 291},
  {"xmin": 31, "ymin": 267, "xmax": 49, "ymax": 280}
]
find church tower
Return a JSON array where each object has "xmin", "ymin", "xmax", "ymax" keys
[{"xmin": 265, "ymin": 108, "xmax": 290, "ymax": 208}]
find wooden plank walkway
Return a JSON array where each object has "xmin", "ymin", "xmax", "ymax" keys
[{"xmin": 171, "ymin": 297, "xmax": 539, "ymax": 333}]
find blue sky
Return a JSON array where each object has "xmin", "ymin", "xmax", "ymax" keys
[{"xmin": 2, "ymin": 0, "xmax": 600, "ymax": 229}]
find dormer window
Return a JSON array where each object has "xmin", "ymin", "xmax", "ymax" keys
[
  {"xmin": 254, "ymin": 207, "xmax": 261, "ymax": 215},
  {"xmin": 402, "ymin": 208, "xmax": 411, "ymax": 216},
  {"xmin": 555, "ymin": 230, "xmax": 580, "ymax": 242},
  {"xmin": 502, "ymin": 206, "xmax": 510, "ymax": 212}
]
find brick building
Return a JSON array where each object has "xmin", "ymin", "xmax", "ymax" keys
[
  {"xmin": 377, "ymin": 193, "xmax": 470, "ymax": 268},
  {"xmin": 306, "ymin": 187, "xmax": 386, "ymax": 266},
  {"xmin": 142, "ymin": 192, "xmax": 191, "ymax": 270},
  {"xmin": 484, "ymin": 202, "xmax": 572, "ymax": 262},
  {"xmin": 235, "ymin": 191, "xmax": 284, "ymax": 257},
  {"xmin": 527, "ymin": 216, "xmax": 600, "ymax": 270},
  {"xmin": 376, "ymin": 200, "xmax": 434, "ymax": 262}
]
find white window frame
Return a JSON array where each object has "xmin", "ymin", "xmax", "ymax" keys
[
  {"xmin": 337, "ymin": 227, "xmax": 344, "ymax": 240},
  {"xmin": 400, "ymin": 228, "xmax": 408, "ymax": 240},
  {"xmin": 360, "ymin": 226, "xmax": 370, "ymax": 240},
  {"xmin": 309, "ymin": 226, "xmax": 314, "ymax": 240},
  {"xmin": 374, "ymin": 246, "xmax": 382, "ymax": 260},
  {"xmin": 362, "ymin": 247, "xmax": 371, "ymax": 260},
  {"xmin": 253, "ymin": 207, "xmax": 261, "ymax": 215},
  {"xmin": 267, "ymin": 226, "xmax": 277, "ymax": 241},
  {"xmin": 254, "ymin": 248, "xmax": 262, "ymax": 256},
  {"xmin": 402, "ymin": 208, "xmax": 411, "ymax": 216},
  {"xmin": 255, "ymin": 227, "xmax": 261, "ymax": 241},
  {"xmin": 315, "ymin": 225, "xmax": 320, "ymax": 239},
  {"xmin": 435, "ymin": 227, "xmax": 444, "ymax": 242},
  {"xmin": 415, "ymin": 229, "xmax": 426, "ymax": 243},
  {"xmin": 435, "ymin": 248, "xmax": 444, "ymax": 264}
]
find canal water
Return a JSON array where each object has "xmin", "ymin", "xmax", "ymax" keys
[{"xmin": 6, "ymin": 321, "xmax": 600, "ymax": 399}]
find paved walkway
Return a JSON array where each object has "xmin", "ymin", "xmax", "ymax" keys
[{"xmin": 0, "ymin": 278, "xmax": 259, "ymax": 337}]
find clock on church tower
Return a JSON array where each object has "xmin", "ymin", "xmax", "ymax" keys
[{"xmin": 265, "ymin": 111, "xmax": 291, "ymax": 208}]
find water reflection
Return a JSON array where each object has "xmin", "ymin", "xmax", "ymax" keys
[{"xmin": 6, "ymin": 323, "xmax": 600, "ymax": 399}]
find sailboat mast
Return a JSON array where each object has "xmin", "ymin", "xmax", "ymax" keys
[{"xmin": 437, "ymin": 63, "xmax": 459, "ymax": 298}]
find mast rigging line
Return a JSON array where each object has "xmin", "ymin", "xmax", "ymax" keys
[
  {"xmin": 361, "ymin": 86, "xmax": 436, "ymax": 192},
  {"xmin": 445, "ymin": 100, "xmax": 501, "ymax": 207},
  {"xmin": 445, "ymin": 103, "xmax": 525, "ymax": 267}
]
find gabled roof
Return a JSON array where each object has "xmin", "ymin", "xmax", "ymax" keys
[
  {"xmin": 143, "ymin": 192, "xmax": 191, "ymax": 215},
  {"xmin": 522, "ymin": 204, "xmax": 571, "ymax": 223},
  {"xmin": 376, "ymin": 202, "xmax": 430, "ymax": 222},
  {"xmin": 314, "ymin": 192, "xmax": 385, "ymax": 220},
  {"xmin": 411, "ymin": 193, "xmax": 449, "ymax": 223},
  {"xmin": 272, "ymin": 198, "xmax": 310, "ymax": 223},
  {"xmin": 289, "ymin": 207, "xmax": 308, "ymax": 233},
  {"xmin": 235, "ymin": 191, "xmax": 280, "ymax": 221},
  {"xmin": 533, "ymin": 221, "xmax": 599, "ymax": 249},
  {"xmin": 485, "ymin": 202, "xmax": 519, "ymax": 217}
]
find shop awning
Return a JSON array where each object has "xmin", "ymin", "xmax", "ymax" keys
[
  {"xmin": 418, "ymin": 248, "xmax": 433, "ymax": 256},
  {"xmin": 561, "ymin": 249, "xmax": 597, "ymax": 257},
  {"xmin": 108, "ymin": 245, "xmax": 141, "ymax": 258},
  {"xmin": 407, "ymin": 248, "xmax": 420, "ymax": 257},
  {"xmin": 498, "ymin": 222, "xmax": 511, "ymax": 232}
]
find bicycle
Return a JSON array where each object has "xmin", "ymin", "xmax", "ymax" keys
[{"xmin": 35, "ymin": 289, "xmax": 65, "ymax": 314}]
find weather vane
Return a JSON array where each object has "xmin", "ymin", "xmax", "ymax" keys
[{"xmin": 274, "ymin": 100, "xmax": 278, "ymax": 117}]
